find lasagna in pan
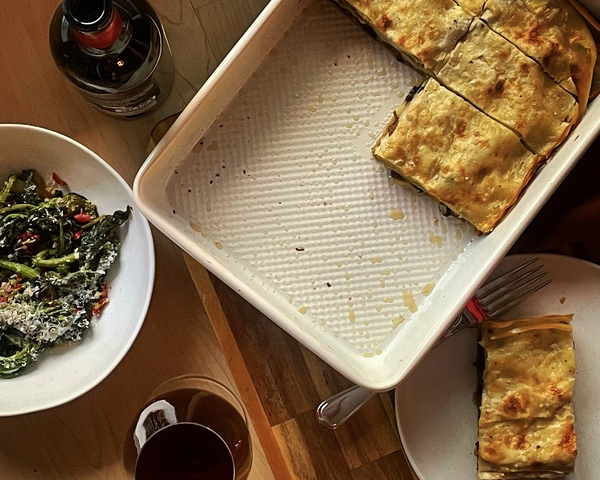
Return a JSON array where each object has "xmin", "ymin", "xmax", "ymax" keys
[
  {"xmin": 372, "ymin": 79, "xmax": 543, "ymax": 233},
  {"xmin": 331, "ymin": 0, "xmax": 474, "ymax": 72},
  {"xmin": 333, "ymin": 0, "xmax": 597, "ymax": 232},
  {"xmin": 435, "ymin": 19, "xmax": 579, "ymax": 156},
  {"xmin": 478, "ymin": 314, "xmax": 577, "ymax": 478},
  {"xmin": 481, "ymin": 0, "xmax": 597, "ymax": 116}
]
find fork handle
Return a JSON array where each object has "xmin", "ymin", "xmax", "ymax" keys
[
  {"xmin": 438, "ymin": 312, "xmax": 470, "ymax": 342},
  {"xmin": 316, "ymin": 384, "xmax": 375, "ymax": 429},
  {"xmin": 318, "ymin": 312, "xmax": 470, "ymax": 429},
  {"xmin": 316, "ymin": 297, "xmax": 537, "ymax": 428}
]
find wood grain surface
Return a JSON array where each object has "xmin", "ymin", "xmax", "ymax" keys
[{"xmin": 185, "ymin": 258, "xmax": 417, "ymax": 480}]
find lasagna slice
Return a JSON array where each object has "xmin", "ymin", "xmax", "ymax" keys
[
  {"xmin": 481, "ymin": 0, "xmax": 597, "ymax": 117},
  {"xmin": 331, "ymin": 0, "xmax": 474, "ymax": 72},
  {"xmin": 478, "ymin": 314, "xmax": 577, "ymax": 479},
  {"xmin": 436, "ymin": 19, "xmax": 578, "ymax": 157},
  {"xmin": 372, "ymin": 79, "xmax": 543, "ymax": 233}
]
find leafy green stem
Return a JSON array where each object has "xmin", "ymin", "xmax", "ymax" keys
[
  {"xmin": 0, "ymin": 175, "xmax": 17, "ymax": 204},
  {"xmin": 33, "ymin": 252, "xmax": 80, "ymax": 269},
  {"xmin": 0, "ymin": 204, "xmax": 35, "ymax": 216},
  {"xmin": 0, "ymin": 259, "xmax": 40, "ymax": 279}
]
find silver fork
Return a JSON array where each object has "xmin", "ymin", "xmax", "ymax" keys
[{"xmin": 316, "ymin": 257, "xmax": 550, "ymax": 429}]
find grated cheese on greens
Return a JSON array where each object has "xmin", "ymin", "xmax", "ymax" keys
[{"xmin": 0, "ymin": 169, "xmax": 129, "ymax": 377}]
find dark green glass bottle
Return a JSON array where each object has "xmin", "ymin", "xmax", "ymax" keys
[{"xmin": 49, "ymin": 0, "xmax": 174, "ymax": 118}]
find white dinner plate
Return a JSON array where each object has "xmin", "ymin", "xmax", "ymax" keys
[{"xmin": 395, "ymin": 253, "xmax": 600, "ymax": 479}]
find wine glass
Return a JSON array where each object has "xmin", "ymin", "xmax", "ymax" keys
[{"xmin": 132, "ymin": 375, "xmax": 252, "ymax": 480}]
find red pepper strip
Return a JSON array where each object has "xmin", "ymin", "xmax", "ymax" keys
[
  {"xmin": 92, "ymin": 283, "xmax": 109, "ymax": 316},
  {"xmin": 73, "ymin": 231, "xmax": 82, "ymax": 241},
  {"xmin": 52, "ymin": 172, "xmax": 68, "ymax": 187},
  {"xmin": 465, "ymin": 296, "xmax": 489, "ymax": 323},
  {"xmin": 19, "ymin": 231, "xmax": 41, "ymax": 244},
  {"xmin": 92, "ymin": 297, "xmax": 109, "ymax": 316},
  {"xmin": 74, "ymin": 211, "xmax": 92, "ymax": 223}
]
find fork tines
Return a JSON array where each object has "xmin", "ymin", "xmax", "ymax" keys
[{"xmin": 478, "ymin": 258, "xmax": 552, "ymax": 319}]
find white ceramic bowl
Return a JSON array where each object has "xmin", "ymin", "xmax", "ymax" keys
[{"xmin": 0, "ymin": 124, "xmax": 155, "ymax": 416}]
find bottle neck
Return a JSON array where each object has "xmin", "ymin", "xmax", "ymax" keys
[{"xmin": 64, "ymin": 0, "xmax": 123, "ymax": 50}]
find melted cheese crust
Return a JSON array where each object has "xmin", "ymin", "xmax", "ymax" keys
[
  {"xmin": 478, "ymin": 314, "xmax": 577, "ymax": 479},
  {"xmin": 436, "ymin": 20, "xmax": 578, "ymax": 156},
  {"xmin": 372, "ymin": 79, "xmax": 543, "ymax": 233},
  {"xmin": 481, "ymin": 0, "xmax": 596, "ymax": 117},
  {"xmin": 454, "ymin": 0, "xmax": 486, "ymax": 15},
  {"xmin": 335, "ymin": 0, "xmax": 594, "ymax": 233},
  {"xmin": 339, "ymin": 0, "xmax": 473, "ymax": 71}
]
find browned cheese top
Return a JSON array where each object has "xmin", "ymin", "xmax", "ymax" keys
[
  {"xmin": 482, "ymin": 0, "xmax": 597, "ymax": 113},
  {"xmin": 436, "ymin": 20, "xmax": 578, "ymax": 156},
  {"xmin": 345, "ymin": 0, "xmax": 473, "ymax": 71},
  {"xmin": 372, "ymin": 79, "xmax": 543, "ymax": 233},
  {"xmin": 477, "ymin": 314, "xmax": 577, "ymax": 479}
]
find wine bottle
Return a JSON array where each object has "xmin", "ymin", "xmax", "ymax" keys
[{"xmin": 49, "ymin": 0, "xmax": 174, "ymax": 118}]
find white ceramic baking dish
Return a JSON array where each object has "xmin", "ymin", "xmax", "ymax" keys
[{"xmin": 134, "ymin": 0, "xmax": 600, "ymax": 390}]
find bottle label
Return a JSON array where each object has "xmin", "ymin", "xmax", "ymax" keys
[{"xmin": 78, "ymin": 78, "xmax": 162, "ymax": 117}]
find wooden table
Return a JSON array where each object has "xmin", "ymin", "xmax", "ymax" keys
[
  {"xmin": 2, "ymin": 1, "xmax": 600, "ymax": 479},
  {"xmin": 0, "ymin": 1, "xmax": 276, "ymax": 479}
]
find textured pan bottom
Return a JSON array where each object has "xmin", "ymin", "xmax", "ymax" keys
[{"xmin": 165, "ymin": 0, "xmax": 478, "ymax": 355}]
